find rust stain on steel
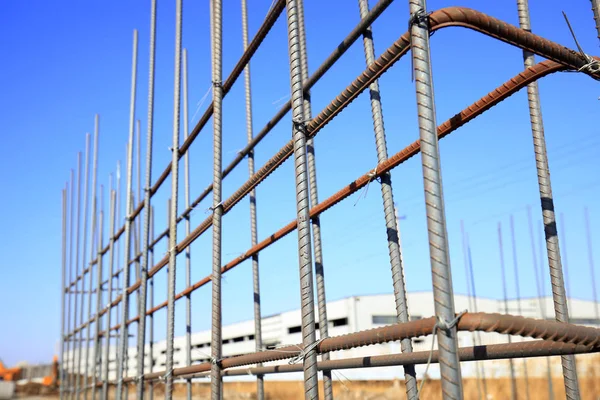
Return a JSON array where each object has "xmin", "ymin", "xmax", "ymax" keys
[{"xmin": 82, "ymin": 5, "xmax": 600, "ymax": 338}]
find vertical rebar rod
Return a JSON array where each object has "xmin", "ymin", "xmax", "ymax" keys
[
  {"xmin": 61, "ymin": 186, "xmax": 68, "ymax": 400},
  {"xmin": 116, "ymin": 28, "xmax": 138, "ymax": 400},
  {"xmin": 526, "ymin": 206, "xmax": 554, "ymax": 400},
  {"xmin": 510, "ymin": 215, "xmax": 530, "ymax": 400},
  {"xmin": 103, "ymin": 191, "xmax": 117, "ymax": 400},
  {"xmin": 497, "ymin": 223, "xmax": 517, "ymax": 400},
  {"xmin": 73, "ymin": 151, "xmax": 83, "ymax": 400},
  {"xmin": 77, "ymin": 135, "xmax": 91, "ymax": 400},
  {"xmin": 409, "ymin": 0, "xmax": 462, "ymax": 398},
  {"xmin": 182, "ymin": 46, "xmax": 193, "ymax": 400},
  {"xmin": 284, "ymin": 1, "xmax": 319, "ymax": 398},
  {"xmin": 115, "ymin": 160, "xmax": 122, "ymax": 360},
  {"xmin": 166, "ymin": 0, "xmax": 183, "ymax": 397},
  {"xmin": 240, "ymin": 2, "xmax": 264, "ymax": 397},
  {"xmin": 135, "ymin": 120, "xmax": 142, "ymax": 284},
  {"xmin": 67, "ymin": 169, "xmax": 75, "ymax": 399},
  {"xmin": 466, "ymin": 235, "xmax": 489, "ymax": 398},
  {"xmin": 515, "ymin": 2, "xmax": 579, "ymax": 397},
  {"xmin": 148, "ymin": 207, "xmax": 155, "ymax": 400},
  {"xmin": 84, "ymin": 118, "xmax": 100, "ymax": 399},
  {"xmin": 358, "ymin": 0, "xmax": 417, "ymax": 397},
  {"xmin": 591, "ymin": 0, "xmax": 600, "ymax": 41},
  {"xmin": 136, "ymin": 1, "xmax": 156, "ymax": 399},
  {"xmin": 584, "ymin": 207, "xmax": 600, "ymax": 320},
  {"xmin": 559, "ymin": 213, "xmax": 571, "ymax": 310},
  {"xmin": 92, "ymin": 184, "xmax": 104, "ymax": 400},
  {"xmin": 293, "ymin": 0, "xmax": 332, "ymax": 398},
  {"xmin": 210, "ymin": 0, "xmax": 224, "ymax": 397},
  {"xmin": 459, "ymin": 222, "xmax": 483, "ymax": 400}
]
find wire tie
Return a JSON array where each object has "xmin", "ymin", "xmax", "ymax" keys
[
  {"xmin": 419, "ymin": 309, "xmax": 468, "ymax": 394},
  {"xmin": 212, "ymin": 80, "xmax": 223, "ymax": 88},
  {"xmin": 562, "ymin": 11, "xmax": 600, "ymax": 80},
  {"xmin": 208, "ymin": 202, "xmax": 223, "ymax": 212},
  {"xmin": 288, "ymin": 338, "xmax": 324, "ymax": 365},
  {"xmin": 210, "ymin": 357, "xmax": 220, "ymax": 365},
  {"xmin": 162, "ymin": 369, "xmax": 173, "ymax": 381},
  {"xmin": 354, "ymin": 165, "xmax": 380, "ymax": 206},
  {"xmin": 408, "ymin": 8, "xmax": 431, "ymax": 82},
  {"xmin": 292, "ymin": 117, "xmax": 309, "ymax": 134}
]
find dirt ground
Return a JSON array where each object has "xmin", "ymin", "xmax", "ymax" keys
[{"xmin": 18, "ymin": 377, "xmax": 600, "ymax": 400}]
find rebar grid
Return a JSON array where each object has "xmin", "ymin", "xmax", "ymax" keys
[{"xmin": 58, "ymin": 4, "xmax": 600, "ymax": 400}]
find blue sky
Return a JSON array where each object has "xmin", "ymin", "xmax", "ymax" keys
[{"xmin": 1, "ymin": 0, "xmax": 599, "ymax": 366}]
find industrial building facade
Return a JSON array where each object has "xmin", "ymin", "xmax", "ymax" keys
[{"xmin": 64, "ymin": 292, "xmax": 600, "ymax": 382}]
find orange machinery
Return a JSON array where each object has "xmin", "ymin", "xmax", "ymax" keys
[{"xmin": 0, "ymin": 356, "xmax": 58, "ymax": 387}]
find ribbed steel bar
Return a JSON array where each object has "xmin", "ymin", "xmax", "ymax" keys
[
  {"xmin": 102, "ymin": 191, "xmax": 116, "ymax": 400},
  {"xmin": 285, "ymin": 1, "xmax": 319, "ymax": 398},
  {"xmin": 165, "ymin": 0, "xmax": 182, "ymax": 397},
  {"xmin": 99, "ymin": 60, "xmax": 569, "ymax": 337},
  {"xmin": 515, "ymin": 2, "xmax": 579, "ymax": 397},
  {"xmin": 358, "ymin": 0, "xmax": 417, "ymax": 398},
  {"xmin": 240, "ymin": 0, "xmax": 264, "ymax": 398},
  {"xmin": 526, "ymin": 206, "xmax": 554, "ymax": 400},
  {"xmin": 294, "ymin": 1, "xmax": 332, "ymax": 399},
  {"xmin": 409, "ymin": 1, "xmax": 461, "ymax": 398},
  {"xmin": 67, "ymin": 169, "xmax": 75, "ymax": 398},
  {"xmin": 91, "ymin": 186, "xmax": 104, "ymax": 400},
  {"xmin": 132, "ymin": 312, "xmax": 600, "ymax": 383},
  {"xmin": 135, "ymin": 1, "xmax": 157, "ymax": 398},
  {"xmin": 207, "ymin": 341, "xmax": 598, "ymax": 378},
  {"xmin": 60, "ymin": 187, "xmax": 67, "ymax": 400},
  {"xmin": 74, "ymin": 5, "xmax": 600, "ymax": 338},
  {"xmin": 135, "ymin": 120, "xmax": 141, "ymax": 284},
  {"xmin": 497, "ymin": 223, "xmax": 517, "ymax": 400},
  {"xmin": 73, "ymin": 150, "xmax": 83, "ymax": 400},
  {"xmin": 148, "ymin": 207, "xmax": 155, "ymax": 400},
  {"xmin": 115, "ymin": 29, "xmax": 138, "ymax": 400},
  {"xmin": 210, "ymin": 0, "xmax": 224, "ymax": 397},
  {"xmin": 510, "ymin": 215, "xmax": 530, "ymax": 400},
  {"xmin": 584, "ymin": 207, "xmax": 600, "ymax": 320},
  {"xmin": 84, "ymin": 118, "xmax": 100, "ymax": 400},
  {"xmin": 591, "ymin": 0, "xmax": 600, "ymax": 41},
  {"xmin": 182, "ymin": 47, "xmax": 192, "ymax": 400}
]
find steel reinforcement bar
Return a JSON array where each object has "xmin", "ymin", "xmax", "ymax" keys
[
  {"xmin": 68, "ymin": 5, "xmax": 600, "ymax": 339},
  {"xmin": 109, "ymin": 312, "xmax": 600, "ymax": 383}
]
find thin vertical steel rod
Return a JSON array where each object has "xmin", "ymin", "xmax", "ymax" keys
[
  {"xmin": 210, "ymin": 0, "xmax": 224, "ymax": 397},
  {"xmin": 409, "ymin": 0, "xmax": 462, "ymax": 398},
  {"xmin": 559, "ymin": 213, "xmax": 571, "ymax": 309},
  {"xmin": 497, "ymin": 223, "xmax": 517, "ymax": 400},
  {"xmin": 584, "ymin": 207, "xmax": 600, "ymax": 320},
  {"xmin": 148, "ymin": 207, "xmax": 155, "ymax": 400},
  {"xmin": 166, "ymin": 0, "xmax": 183, "ymax": 397},
  {"xmin": 466, "ymin": 235, "xmax": 488, "ymax": 399},
  {"xmin": 510, "ymin": 215, "xmax": 530, "ymax": 400},
  {"xmin": 135, "ymin": 120, "xmax": 142, "ymax": 284},
  {"xmin": 136, "ymin": 1, "xmax": 157, "ymax": 398},
  {"xmin": 591, "ymin": 0, "xmax": 600, "ymax": 41},
  {"xmin": 182, "ymin": 47, "xmax": 192, "ymax": 400},
  {"xmin": 116, "ymin": 29, "xmax": 138, "ymax": 400},
  {"xmin": 67, "ymin": 169, "xmax": 75, "ymax": 399},
  {"xmin": 77, "ymin": 135, "xmax": 91, "ymax": 400},
  {"xmin": 293, "ymin": 0, "xmax": 332, "ymax": 398},
  {"xmin": 358, "ymin": 0, "xmax": 417, "ymax": 397},
  {"xmin": 526, "ymin": 206, "xmax": 554, "ymax": 400},
  {"xmin": 240, "ymin": 1, "xmax": 264, "ymax": 398},
  {"xmin": 515, "ymin": 2, "xmax": 579, "ymax": 397},
  {"xmin": 60, "ymin": 187, "xmax": 68, "ymax": 400},
  {"xmin": 92, "ymin": 184, "xmax": 104, "ymax": 400},
  {"xmin": 285, "ymin": 0, "xmax": 319, "ymax": 398},
  {"xmin": 73, "ymin": 150, "xmax": 83, "ymax": 400},
  {"xmin": 103, "ymin": 191, "xmax": 117, "ymax": 400},
  {"xmin": 84, "ymin": 118, "xmax": 100, "ymax": 399},
  {"xmin": 459, "ymin": 222, "xmax": 483, "ymax": 400},
  {"xmin": 115, "ymin": 160, "xmax": 122, "ymax": 357}
]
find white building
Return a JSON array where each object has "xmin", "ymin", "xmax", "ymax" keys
[{"xmin": 65, "ymin": 292, "xmax": 600, "ymax": 382}]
